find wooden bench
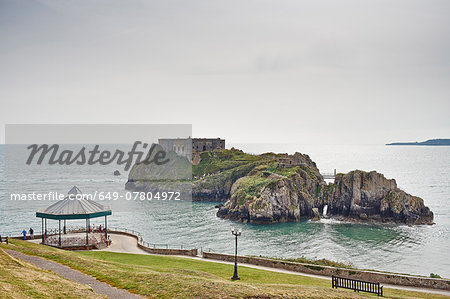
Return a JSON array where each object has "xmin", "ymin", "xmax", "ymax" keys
[
  {"xmin": 332, "ymin": 275, "xmax": 383, "ymax": 296},
  {"xmin": 0, "ymin": 236, "xmax": 8, "ymax": 244}
]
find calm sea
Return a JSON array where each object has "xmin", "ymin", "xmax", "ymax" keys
[{"xmin": 0, "ymin": 144, "xmax": 449, "ymax": 278}]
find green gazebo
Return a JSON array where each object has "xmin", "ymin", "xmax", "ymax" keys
[{"xmin": 36, "ymin": 187, "xmax": 112, "ymax": 247}]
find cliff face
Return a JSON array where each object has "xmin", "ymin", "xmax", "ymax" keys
[
  {"xmin": 217, "ymin": 153, "xmax": 327, "ymax": 223},
  {"xmin": 329, "ymin": 171, "xmax": 396, "ymax": 219},
  {"xmin": 217, "ymin": 166, "xmax": 434, "ymax": 225},
  {"xmin": 329, "ymin": 171, "xmax": 433, "ymax": 224}
]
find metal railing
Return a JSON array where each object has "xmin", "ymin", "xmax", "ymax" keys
[
  {"xmin": 200, "ymin": 247, "xmax": 214, "ymax": 254},
  {"xmin": 321, "ymin": 169, "xmax": 337, "ymax": 179},
  {"xmin": 43, "ymin": 232, "xmax": 107, "ymax": 249},
  {"xmin": 107, "ymin": 227, "xmax": 208, "ymax": 252},
  {"xmin": 321, "ymin": 174, "xmax": 336, "ymax": 180}
]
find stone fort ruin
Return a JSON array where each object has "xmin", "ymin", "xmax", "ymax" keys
[{"xmin": 158, "ymin": 137, "xmax": 225, "ymax": 164}]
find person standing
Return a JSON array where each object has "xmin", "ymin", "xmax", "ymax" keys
[
  {"xmin": 29, "ymin": 228, "xmax": 34, "ymax": 239},
  {"xmin": 22, "ymin": 229, "xmax": 27, "ymax": 240}
]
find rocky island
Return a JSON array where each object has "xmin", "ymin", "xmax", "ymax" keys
[{"xmin": 126, "ymin": 146, "xmax": 434, "ymax": 225}]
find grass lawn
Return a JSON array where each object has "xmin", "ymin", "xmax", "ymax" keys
[
  {"xmin": 1, "ymin": 240, "xmax": 448, "ymax": 299},
  {"xmin": 0, "ymin": 248, "xmax": 105, "ymax": 299}
]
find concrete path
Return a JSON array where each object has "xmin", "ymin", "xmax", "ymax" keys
[
  {"xmin": 5, "ymin": 249, "xmax": 142, "ymax": 299},
  {"xmin": 100, "ymin": 233, "xmax": 450, "ymax": 297},
  {"xmin": 103, "ymin": 233, "xmax": 149, "ymax": 255}
]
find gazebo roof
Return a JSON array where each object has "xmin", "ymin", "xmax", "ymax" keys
[{"xmin": 36, "ymin": 187, "xmax": 112, "ymax": 220}]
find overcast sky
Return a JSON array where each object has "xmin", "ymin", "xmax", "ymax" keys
[{"xmin": 0, "ymin": 0, "xmax": 449, "ymax": 144}]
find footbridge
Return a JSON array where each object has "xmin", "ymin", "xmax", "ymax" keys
[{"xmin": 320, "ymin": 169, "xmax": 337, "ymax": 180}]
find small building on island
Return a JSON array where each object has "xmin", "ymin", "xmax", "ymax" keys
[
  {"xmin": 36, "ymin": 186, "xmax": 111, "ymax": 250},
  {"xmin": 158, "ymin": 137, "xmax": 225, "ymax": 164}
]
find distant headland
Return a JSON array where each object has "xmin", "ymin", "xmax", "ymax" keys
[{"xmin": 386, "ymin": 139, "xmax": 450, "ymax": 146}]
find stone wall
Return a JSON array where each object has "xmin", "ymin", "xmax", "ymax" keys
[
  {"xmin": 137, "ymin": 243, "xmax": 197, "ymax": 256},
  {"xmin": 202, "ymin": 252, "xmax": 450, "ymax": 290},
  {"xmin": 192, "ymin": 138, "xmax": 225, "ymax": 152},
  {"xmin": 158, "ymin": 137, "xmax": 225, "ymax": 161}
]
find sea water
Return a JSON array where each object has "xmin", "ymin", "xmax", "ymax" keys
[{"xmin": 0, "ymin": 144, "xmax": 449, "ymax": 278}]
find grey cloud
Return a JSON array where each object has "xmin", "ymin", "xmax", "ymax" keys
[{"xmin": 0, "ymin": 0, "xmax": 449, "ymax": 144}]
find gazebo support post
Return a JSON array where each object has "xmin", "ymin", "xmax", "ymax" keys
[
  {"xmin": 86, "ymin": 218, "xmax": 89, "ymax": 245},
  {"xmin": 44, "ymin": 219, "xmax": 47, "ymax": 236},
  {"xmin": 58, "ymin": 220, "xmax": 61, "ymax": 247},
  {"xmin": 41, "ymin": 218, "xmax": 44, "ymax": 243},
  {"xmin": 104, "ymin": 216, "xmax": 108, "ymax": 240},
  {"xmin": 64, "ymin": 220, "xmax": 66, "ymax": 234}
]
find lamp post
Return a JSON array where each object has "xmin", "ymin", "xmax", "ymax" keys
[{"xmin": 231, "ymin": 227, "xmax": 242, "ymax": 280}]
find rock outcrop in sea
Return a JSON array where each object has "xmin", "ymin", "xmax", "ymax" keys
[
  {"xmin": 126, "ymin": 147, "xmax": 434, "ymax": 225},
  {"xmin": 328, "ymin": 171, "xmax": 433, "ymax": 225}
]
